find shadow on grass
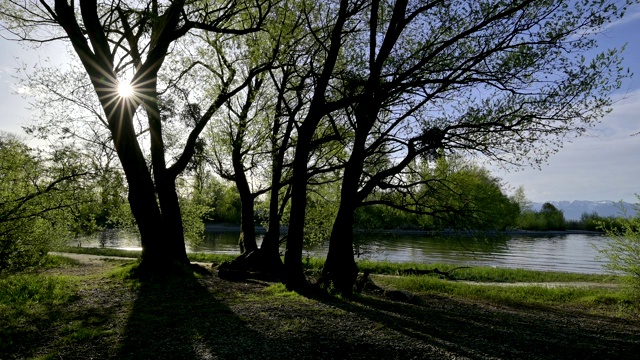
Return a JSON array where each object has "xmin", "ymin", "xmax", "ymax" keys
[
  {"xmin": 317, "ymin": 291, "xmax": 640, "ymax": 360},
  {"xmin": 116, "ymin": 268, "xmax": 270, "ymax": 359}
]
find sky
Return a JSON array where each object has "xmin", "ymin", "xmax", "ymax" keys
[{"xmin": 0, "ymin": 5, "xmax": 639, "ymax": 204}]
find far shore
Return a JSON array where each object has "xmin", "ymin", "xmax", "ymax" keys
[{"xmin": 204, "ymin": 222, "xmax": 603, "ymax": 236}]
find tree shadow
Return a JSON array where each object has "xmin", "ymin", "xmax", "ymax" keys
[
  {"xmin": 319, "ymin": 291, "xmax": 640, "ymax": 359},
  {"xmin": 116, "ymin": 268, "xmax": 272, "ymax": 359}
]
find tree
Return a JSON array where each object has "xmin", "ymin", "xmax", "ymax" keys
[
  {"xmin": 0, "ymin": 133, "xmax": 85, "ymax": 272},
  {"xmin": 317, "ymin": 0, "xmax": 633, "ymax": 294},
  {"xmin": 1, "ymin": 0, "xmax": 271, "ymax": 273},
  {"xmin": 281, "ymin": 0, "xmax": 367, "ymax": 289},
  {"xmin": 517, "ymin": 202, "xmax": 566, "ymax": 231},
  {"xmin": 510, "ymin": 186, "xmax": 531, "ymax": 214},
  {"xmin": 539, "ymin": 203, "xmax": 566, "ymax": 231}
]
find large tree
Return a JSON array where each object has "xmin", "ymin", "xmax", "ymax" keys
[
  {"xmin": 316, "ymin": 0, "xmax": 634, "ymax": 294},
  {"xmin": 1, "ymin": 0, "xmax": 271, "ymax": 272}
]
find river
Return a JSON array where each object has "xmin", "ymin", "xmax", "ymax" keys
[{"xmin": 78, "ymin": 229, "xmax": 611, "ymax": 274}]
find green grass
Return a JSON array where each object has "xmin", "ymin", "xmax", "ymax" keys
[
  {"xmin": 373, "ymin": 274, "xmax": 638, "ymax": 317},
  {"xmin": 186, "ymin": 252, "xmax": 238, "ymax": 264},
  {"xmin": 0, "ymin": 273, "xmax": 77, "ymax": 307},
  {"xmin": 39, "ymin": 254, "xmax": 82, "ymax": 269},
  {"xmin": 356, "ymin": 259, "xmax": 617, "ymax": 283}
]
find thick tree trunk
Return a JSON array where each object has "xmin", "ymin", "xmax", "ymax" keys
[
  {"xmin": 282, "ymin": 156, "xmax": 309, "ymax": 289},
  {"xmin": 283, "ymin": 114, "xmax": 321, "ymax": 289},
  {"xmin": 322, "ymin": 207, "xmax": 359, "ymax": 295},
  {"xmin": 282, "ymin": 0, "xmax": 350, "ymax": 290},
  {"xmin": 238, "ymin": 194, "xmax": 258, "ymax": 254},
  {"xmin": 233, "ymin": 145, "xmax": 258, "ymax": 254},
  {"xmin": 258, "ymin": 176, "xmax": 284, "ymax": 270},
  {"xmin": 155, "ymin": 179, "xmax": 190, "ymax": 265},
  {"xmin": 143, "ymin": 87, "xmax": 189, "ymax": 268},
  {"xmin": 321, "ymin": 162, "xmax": 362, "ymax": 295}
]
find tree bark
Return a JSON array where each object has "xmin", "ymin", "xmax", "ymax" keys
[
  {"xmin": 232, "ymin": 145, "xmax": 258, "ymax": 254},
  {"xmin": 321, "ymin": 204, "xmax": 359, "ymax": 295},
  {"xmin": 282, "ymin": 122, "xmax": 315, "ymax": 289},
  {"xmin": 321, "ymin": 101, "xmax": 375, "ymax": 294}
]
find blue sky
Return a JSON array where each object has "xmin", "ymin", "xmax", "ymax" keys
[{"xmin": 1, "ymin": 5, "xmax": 639, "ymax": 203}]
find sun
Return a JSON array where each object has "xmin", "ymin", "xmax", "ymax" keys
[{"xmin": 117, "ymin": 81, "xmax": 134, "ymax": 98}]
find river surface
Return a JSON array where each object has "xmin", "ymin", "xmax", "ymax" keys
[{"xmin": 78, "ymin": 229, "xmax": 611, "ymax": 274}]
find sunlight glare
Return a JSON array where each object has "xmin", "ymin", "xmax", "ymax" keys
[{"xmin": 117, "ymin": 81, "xmax": 134, "ymax": 98}]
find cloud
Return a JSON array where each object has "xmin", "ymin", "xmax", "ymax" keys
[{"xmin": 492, "ymin": 89, "xmax": 640, "ymax": 203}]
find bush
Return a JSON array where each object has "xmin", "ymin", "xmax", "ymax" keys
[
  {"xmin": 0, "ymin": 134, "xmax": 80, "ymax": 273},
  {"xmin": 598, "ymin": 199, "xmax": 640, "ymax": 292}
]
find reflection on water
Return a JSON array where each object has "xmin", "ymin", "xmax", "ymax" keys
[
  {"xmin": 74, "ymin": 229, "xmax": 142, "ymax": 251},
  {"xmin": 76, "ymin": 230, "xmax": 611, "ymax": 274}
]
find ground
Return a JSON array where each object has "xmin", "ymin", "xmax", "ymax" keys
[{"xmin": 4, "ymin": 254, "xmax": 640, "ymax": 359}]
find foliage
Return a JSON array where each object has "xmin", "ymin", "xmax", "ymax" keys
[
  {"xmin": 358, "ymin": 157, "xmax": 519, "ymax": 231},
  {"xmin": 355, "ymin": 205, "xmax": 426, "ymax": 230},
  {"xmin": 0, "ymin": 134, "xmax": 85, "ymax": 273},
  {"xmin": 598, "ymin": 198, "xmax": 640, "ymax": 292},
  {"xmin": 565, "ymin": 212, "xmax": 626, "ymax": 232},
  {"xmin": 190, "ymin": 176, "xmax": 241, "ymax": 224},
  {"xmin": 517, "ymin": 202, "xmax": 567, "ymax": 231}
]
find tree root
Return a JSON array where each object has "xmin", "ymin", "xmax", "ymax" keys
[
  {"xmin": 217, "ymin": 250, "xmax": 283, "ymax": 282},
  {"xmin": 354, "ymin": 270, "xmax": 425, "ymax": 305},
  {"xmin": 397, "ymin": 266, "xmax": 470, "ymax": 280}
]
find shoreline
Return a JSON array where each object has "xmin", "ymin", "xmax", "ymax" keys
[{"xmin": 204, "ymin": 222, "xmax": 602, "ymax": 236}]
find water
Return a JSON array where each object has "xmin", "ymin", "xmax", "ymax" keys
[
  {"xmin": 76, "ymin": 230, "xmax": 612, "ymax": 274},
  {"xmin": 193, "ymin": 231, "xmax": 611, "ymax": 274}
]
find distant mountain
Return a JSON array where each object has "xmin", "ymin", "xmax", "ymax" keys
[{"xmin": 531, "ymin": 200, "xmax": 637, "ymax": 221}]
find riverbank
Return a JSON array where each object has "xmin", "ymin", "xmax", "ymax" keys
[
  {"xmin": 204, "ymin": 222, "xmax": 602, "ymax": 236},
  {"xmin": 2, "ymin": 253, "xmax": 638, "ymax": 359}
]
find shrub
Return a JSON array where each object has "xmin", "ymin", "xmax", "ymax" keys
[{"xmin": 598, "ymin": 198, "xmax": 640, "ymax": 292}]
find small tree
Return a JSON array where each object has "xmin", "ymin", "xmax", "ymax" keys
[
  {"xmin": 599, "ymin": 198, "xmax": 640, "ymax": 292},
  {"xmin": 0, "ymin": 133, "xmax": 85, "ymax": 272}
]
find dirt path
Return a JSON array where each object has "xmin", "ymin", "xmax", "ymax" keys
[{"xmin": 50, "ymin": 252, "xmax": 138, "ymax": 264}]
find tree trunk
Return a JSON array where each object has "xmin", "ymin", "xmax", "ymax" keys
[
  {"xmin": 230, "ymin": 134, "xmax": 258, "ymax": 253},
  {"xmin": 282, "ymin": 152, "xmax": 309, "ymax": 289},
  {"xmin": 238, "ymin": 193, "xmax": 258, "ymax": 254},
  {"xmin": 321, "ymin": 205, "xmax": 359, "ymax": 295},
  {"xmin": 321, "ymin": 104, "xmax": 373, "ymax": 295},
  {"xmin": 143, "ymin": 87, "xmax": 189, "ymax": 268},
  {"xmin": 258, "ymin": 170, "xmax": 284, "ymax": 270}
]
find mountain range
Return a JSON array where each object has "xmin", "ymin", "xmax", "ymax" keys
[{"xmin": 531, "ymin": 200, "xmax": 637, "ymax": 221}]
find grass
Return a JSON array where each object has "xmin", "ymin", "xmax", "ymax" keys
[
  {"xmin": 356, "ymin": 259, "xmax": 618, "ymax": 283},
  {"xmin": 0, "ymin": 269, "xmax": 80, "ymax": 357},
  {"xmin": 48, "ymin": 247, "xmax": 636, "ymax": 317},
  {"xmin": 373, "ymin": 274, "xmax": 638, "ymax": 317}
]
